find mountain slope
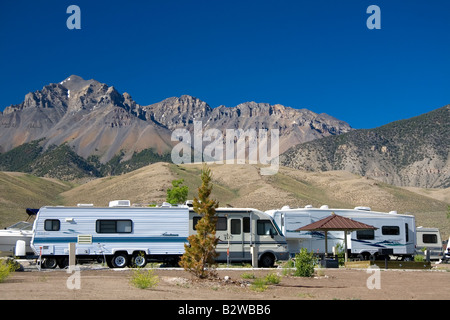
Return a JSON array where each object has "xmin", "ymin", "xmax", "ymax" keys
[
  {"xmin": 2, "ymin": 163, "xmax": 448, "ymax": 238},
  {"xmin": 0, "ymin": 172, "xmax": 72, "ymax": 227},
  {"xmin": 281, "ymin": 105, "xmax": 450, "ymax": 188},
  {"xmin": 0, "ymin": 75, "xmax": 352, "ymax": 168},
  {"xmin": 0, "ymin": 75, "xmax": 175, "ymax": 163},
  {"xmin": 59, "ymin": 162, "xmax": 450, "ymax": 238}
]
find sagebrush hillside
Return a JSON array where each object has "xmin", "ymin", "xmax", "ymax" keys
[
  {"xmin": 2, "ymin": 163, "xmax": 449, "ymax": 238},
  {"xmin": 60, "ymin": 162, "xmax": 450, "ymax": 239},
  {"xmin": 281, "ymin": 105, "xmax": 450, "ymax": 188}
]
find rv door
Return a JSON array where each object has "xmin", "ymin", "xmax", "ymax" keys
[{"xmin": 228, "ymin": 216, "xmax": 245, "ymax": 260}]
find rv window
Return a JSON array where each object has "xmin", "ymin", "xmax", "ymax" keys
[
  {"xmin": 96, "ymin": 220, "xmax": 132, "ymax": 233},
  {"xmin": 193, "ymin": 216, "xmax": 227, "ymax": 231},
  {"xmin": 356, "ymin": 229, "xmax": 374, "ymax": 240},
  {"xmin": 382, "ymin": 226, "xmax": 400, "ymax": 236},
  {"xmin": 217, "ymin": 217, "xmax": 227, "ymax": 231},
  {"xmin": 257, "ymin": 220, "xmax": 277, "ymax": 236},
  {"xmin": 423, "ymin": 234, "xmax": 438, "ymax": 244},
  {"xmin": 243, "ymin": 217, "xmax": 250, "ymax": 233},
  {"xmin": 231, "ymin": 219, "xmax": 241, "ymax": 235},
  {"xmin": 44, "ymin": 219, "xmax": 60, "ymax": 231}
]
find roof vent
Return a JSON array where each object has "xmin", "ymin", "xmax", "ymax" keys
[
  {"xmin": 77, "ymin": 203, "xmax": 94, "ymax": 207},
  {"xmin": 109, "ymin": 200, "xmax": 131, "ymax": 207},
  {"xmin": 161, "ymin": 202, "xmax": 173, "ymax": 207},
  {"xmin": 354, "ymin": 206, "xmax": 371, "ymax": 211}
]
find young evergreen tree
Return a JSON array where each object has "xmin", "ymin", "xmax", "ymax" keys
[{"xmin": 179, "ymin": 165, "xmax": 219, "ymax": 279}]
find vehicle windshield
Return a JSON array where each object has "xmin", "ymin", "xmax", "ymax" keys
[{"xmin": 7, "ymin": 221, "xmax": 33, "ymax": 231}]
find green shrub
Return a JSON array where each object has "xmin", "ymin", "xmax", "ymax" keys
[
  {"xmin": 293, "ymin": 248, "xmax": 316, "ymax": 277},
  {"xmin": 264, "ymin": 273, "xmax": 281, "ymax": 284},
  {"xmin": 249, "ymin": 273, "xmax": 281, "ymax": 292},
  {"xmin": 250, "ymin": 278, "xmax": 268, "ymax": 292},
  {"xmin": 0, "ymin": 259, "xmax": 18, "ymax": 283},
  {"xmin": 414, "ymin": 254, "xmax": 425, "ymax": 262},
  {"xmin": 241, "ymin": 272, "xmax": 256, "ymax": 279},
  {"xmin": 130, "ymin": 269, "xmax": 159, "ymax": 289}
]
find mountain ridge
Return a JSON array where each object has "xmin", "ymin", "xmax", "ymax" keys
[
  {"xmin": 0, "ymin": 75, "xmax": 352, "ymax": 178},
  {"xmin": 281, "ymin": 105, "xmax": 450, "ymax": 188}
]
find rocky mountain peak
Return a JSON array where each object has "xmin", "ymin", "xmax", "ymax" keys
[{"xmin": 59, "ymin": 75, "xmax": 98, "ymax": 92}]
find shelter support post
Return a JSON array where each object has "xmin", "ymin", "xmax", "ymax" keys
[
  {"xmin": 344, "ymin": 231, "xmax": 348, "ymax": 263},
  {"xmin": 69, "ymin": 243, "xmax": 76, "ymax": 268}
]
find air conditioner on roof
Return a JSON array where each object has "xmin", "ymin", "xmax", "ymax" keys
[{"xmin": 109, "ymin": 200, "xmax": 131, "ymax": 207}]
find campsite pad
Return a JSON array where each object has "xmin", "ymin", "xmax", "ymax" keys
[
  {"xmin": 0, "ymin": 267, "xmax": 449, "ymax": 300},
  {"xmin": 345, "ymin": 261, "xmax": 432, "ymax": 269}
]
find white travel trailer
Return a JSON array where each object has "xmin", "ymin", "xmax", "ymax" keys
[
  {"xmin": 188, "ymin": 206, "xmax": 289, "ymax": 267},
  {"xmin": 31, "ymin": 203, "xmax": 189, "ymax": 269},
  {"xmin": 415, "ymin": 227, "xmax": 443, "ymax": 260},
  {"xmin": 266, "ymin": 205, "xmax": 416, "ymax": 260}
]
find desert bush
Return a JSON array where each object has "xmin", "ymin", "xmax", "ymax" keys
[
  {"xmin": 130, "ymin": 269, "xmax": 159, "ymax": 289},
  {"xmin": 249, "ymin": 273, "xmax": 281, "ymax": 292},
  {"xmin": 293, "ymin": 248, "xmax": 316, "ymax": 277},
  {"xmin": 0, "ymin": 258, "xmax": 19, "ymax": 283},
  {"xmin": 264, "ymin": 273, "xmax": 281, "ymax": 284}
]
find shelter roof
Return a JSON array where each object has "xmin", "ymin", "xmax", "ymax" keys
[{"xmin": 296, "ymin": 213, "xmax": 378, "ymax": 231}]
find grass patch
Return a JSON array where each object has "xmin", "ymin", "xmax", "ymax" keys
[
  {"xmin": 129, "ymin": 269, "xmax": 159, "ymax": 289},
  {"xmin": 249, "ymin": 273, "xmax": 281, "ymax": 292}
]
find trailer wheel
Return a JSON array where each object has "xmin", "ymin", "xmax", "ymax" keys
[
  {"xmin": 111, "ymin": 253, "xmax": 129, "ymax": 268},
  {"xmin": 42, "ymin": 257, "xmax": 57, "ymax": 269},
  {"xmin": 131, "ymin": 253, "xmax": 147, "ymax": 268},
  {"xmin": 58, "ymin": 257, "xmax": 69, "ymax": 269}
]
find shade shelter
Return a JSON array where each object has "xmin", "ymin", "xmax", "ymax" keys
[{"xmin": 295, "ymin": 213, "xmax": 378, "ymax": 262}]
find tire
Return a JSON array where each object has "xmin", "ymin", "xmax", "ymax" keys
[
  {"xmin": 57, "ymin": 257, "xmax": 69, "ymax": 269},
  {"xmin": 42, "ymin": 257, "xmax": 57, "ymax": 269},
  {"xmin": 105, "ymin": 256, "xmax": 114, "ymax": 268},
  {"xmin": 259, "ymin": 253, "xmax": 275, "ymax": 268},
  {"xmin": 111, "ymin": 253, "xmax": 129, "ymax": 268},
  {"xmin": 131, "ymin": 253, "xmax": 147, "ymax": 268}
]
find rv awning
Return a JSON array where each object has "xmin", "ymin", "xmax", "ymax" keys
[{"xmin": 296, "ymin": 213, "xmax": 377, "ymax": 262}]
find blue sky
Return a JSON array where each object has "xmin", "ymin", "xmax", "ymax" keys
[{"xmin": 1, "ymin": 0, "xmax": 449, "ymax": 129}]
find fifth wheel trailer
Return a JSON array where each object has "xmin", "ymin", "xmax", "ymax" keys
[{"xmin": 266, "ymin": 205, "xmax": 416, "ymax": 260}]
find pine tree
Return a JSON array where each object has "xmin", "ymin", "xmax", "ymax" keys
[{"xmin": 179, "ymin": 164, "xmax": 219, "ymax": 279}]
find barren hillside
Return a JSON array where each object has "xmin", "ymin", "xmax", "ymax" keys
[{"xmin": 60, "ymin": 162, "xmax": 450, "ymax": 238}]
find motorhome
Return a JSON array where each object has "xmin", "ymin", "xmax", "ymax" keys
[
  {"xmin": 266, "ymin": 205, "xmax": 416, "ymax": 260},
  {"xmin": 415, "ymin": 227, "xmax": 443, "ymax": 260},
  {"xmin": 188, "ymin": 205, "xmax": 289, "ymax": 267},
  {"xmin": 31, "ymin": 202, "xmax": 189, "ymax": 269}
]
